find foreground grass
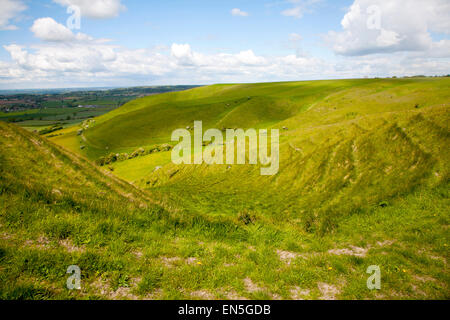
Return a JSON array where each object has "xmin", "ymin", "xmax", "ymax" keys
[{"xmin": 0, "ymin": 121, "xmax": 448, "ymax": 299}]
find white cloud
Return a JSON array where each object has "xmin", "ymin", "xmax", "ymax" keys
[
  {"xmin": 426, "ymin": 0, "xmax": 450, "ymax": 34},
  {"xmin": 0, "ymin": 0, "xmax": 26, "ymax": 30},
  {"xmin": 30, "ymin": 18, "xmax": 75, "ymax": 42},
  {"xmin": 53, "ymin": 0, "xmax": 126, "ymax": 19},
  {"xmin": 171, "ymin": 43, "xmax": 199, "ymax": 66},
  {"xmin": 236, "ymin": 50, "xmax": 267, "ymax": 65},
  {"xmin": 1, "ymin": 14, "xmax": 450, "ymax": 91},
  {"xmin": 171, "ymin": 43, "xmax": 193, "ymax": 59},
  {"xmin": 169, "ymin": 43, "xmax": 267, "ymax": 68},
  {"xmin": 231, "ymin": 8, "xmax": 249, "ymax": 17},
  {"xmin": 3, "ymin": 41, "xmax": 118, "ymax": 77},
  {"xmin": 282, "ymin": 7, "xmax": 303, "ymax": 19},
  {"xmin": 326, "ymin": 0, "xmax": 450, "ymax": 56},
  {"xmin": 281, "ymin": 0, "xmax": 321, "ymax": 19},
  {"xmin": 30, "ymin": 17, "xmax": 94, "ymax": 43},
  {"xmin": 3, "ymin": 36, "xmax": 448, "ymax": 89},
  {"xmin": 1, "ymin": 38, "xmax": 327, "ymax": 88}
]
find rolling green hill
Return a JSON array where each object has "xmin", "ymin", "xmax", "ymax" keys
[
  {"xmin": 53, "ymin": 78, "xmax": 449, "ymax": 157},
  {"xmin": 2, "ymin": 77, "xmax": 449, "ymax": 300},
  {"xmin": 51, "ymin": 78, "xmax": 449, "ymax": 231}
]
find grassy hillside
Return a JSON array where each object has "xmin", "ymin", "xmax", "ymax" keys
[
  {"xmin": 51, "ymin": 78, "xmax": 448, "ymax": 158},
  {"xmin": 0, "ymin": 122, "xmax": 166, "ymax": 298},
  {"xmin": 2, "ymin": 77, "xmax": 449, "ymax": 300},
  {"xmin": 51, "ymin": 78, "xmax": 449, "ymax": 230},
  {"xmin": 1, "ymin": 122, "xmax": 449, "ymax": 300}
]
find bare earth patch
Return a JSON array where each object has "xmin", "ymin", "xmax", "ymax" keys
[
  {"xmin": 223, "ymin": 263, "xmax": 235, "ymax": 267},
  {"xmin": 191, "ymin": 290, "xmax": 215, "ymax": 300},
  {"xmin": 413, "ymin": 275, "xmax": 436, "ymax": 283},
  {"xmin": 410, "ymin": 284, "xmax": 427, "ymax": 296},
  {"xmin": 52, "ymin": 189, "xmax": 62, "ymax": 196},
  {"xmin": 186, "ymin": 257, "xmax": 201, "ymax": 265},
  {"xmin": 110, "ymin": 286, "xmax": 139, "ymax": 300},
  {"xmin": 244, "ymin": 277, "xmax": 263, "ymax": 293},
  {"xmin": 59, "ymin": 239, "xmax": 85, "ymax": 253},
  {"xmin": 318, "ymin": 282, "xmax": 340, "ymax": 300},
  {"xmin": 290, "ymin": 286, "xmax": 311, "ymax": 300},
  {"xmin": 160, "ymin": 256, "xmax": 182, "ymax": 268},
  {"xmin": 276, "ymin": 250, "xmax": 302, "ymax": 265},
  {"xmin": 0, "ymin": 232, "xmax": 13, "ymax": 240},
  {"xmin": 376, "ymin": 240, "xmax": 395, "ymax": 247},
  {"xmin": 243, "ymin": 278, "xmax": 280, "ymax": 300},
  {"xmin": 5, "ymin": 234, "xmax": 87, "ymax": 254},
  {"xmin": 91, "ymin": 278, "xmax": 140, "ymax": 300},
  {"xmin": 160, "ymin": 256, "xmax": 201, "ymax": 268},
  {"xmin": 428, "ymin": 254, "xmax": 447, "ymax": 265},
  {"xmin": 225, "ymin": 290, "xmax": 248, "ymax": 300},
  {"xmin": 24, "ymin": 236, "xmax": 50, "ymax": 250},
  {"xmin": 328, "ymin": 245, "xmax": 367, "ymax": 257}
]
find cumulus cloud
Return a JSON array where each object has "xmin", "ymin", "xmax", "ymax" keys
[
  {"xmin": 2, "ymin": 0, "xmax": 450, "ymax": 90},
  {"xmin": 30, "ymin": 18, "xmax": 75, "ymax": 42},
  {"xmin": 326, "ymin": 0, "xmax": 450, "ymax": 56},
  {"xmin": 1, "ymin": 38, "xmax": 328, "ymax": 88},
  {"xmin": 3, "ymin": 41, "xmax": 118, "ymax": 77},
  {"xmin": 0, "ymin": 0, "xmax": 26, "ymax": 30},
  {"xmin": 53, "ymin": 0, "xmax": 126, "ymax": 19},
  {"xmin": 171, "ymin": 44, "xmax": 192, "ymax": 58},
  {"xmin": 169, "ymin": 43, "xmax": 267, "ymax": 69},
  {"xmin": 30, "ymin": 17, "xmax": 94, "ymax": 43},
  {"xmin": 235, "ymin": 50, "xmax": 267, "ymax": 65},
  {"xmin": 170, "ymin": 43, "xmax": 211, "ymax": 66},
  {"xmin": 3, "ymin": 35, "xmax": 448, "ymax": 89},
  {"xmin": 231, "ymin": 8, "xmax": 249, "ymax": 17}
]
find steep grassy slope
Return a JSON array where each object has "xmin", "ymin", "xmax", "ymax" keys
[
  {"xmin": 142, "ymin": 105, "xmax": 449, "ymax": 233},
  {"xmin": 0, "ymin": 122, "xmax": 167, "ymax": 298},
  {"xmin": 4, "ymin": 77, "xmax": 449, "ymax": 300},
  {"xmin": 50, "ymin": 79, "xmax": 379, "ymax": 158},
  {"xmin": 51, "ymin": 78, "xmax": 449, "ymax": 233},
  {"xmin": 1, "ymin": 122, "xmax": 449, "ymax": 300},
  {"xmin": 51, "ymin": 78, "xmax": 449, "ymax": 160}
]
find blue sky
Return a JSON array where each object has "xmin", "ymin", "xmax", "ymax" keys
[{"xmin": 0, "ymin": 0, "xmax": 449, "ymax": 89}]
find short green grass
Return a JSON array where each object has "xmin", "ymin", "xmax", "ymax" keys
[{"xmin": 1, "ymin": 77, "xmax": 449, "ymax": 300}]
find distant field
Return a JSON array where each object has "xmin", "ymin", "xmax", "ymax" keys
[
  {"xmin": 0, "ymin": 85, "xmax": 200, "ymax": 132},
  {"xmin": 0, "ymin": 106, "xmax": 117, "ymax": 132}
]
